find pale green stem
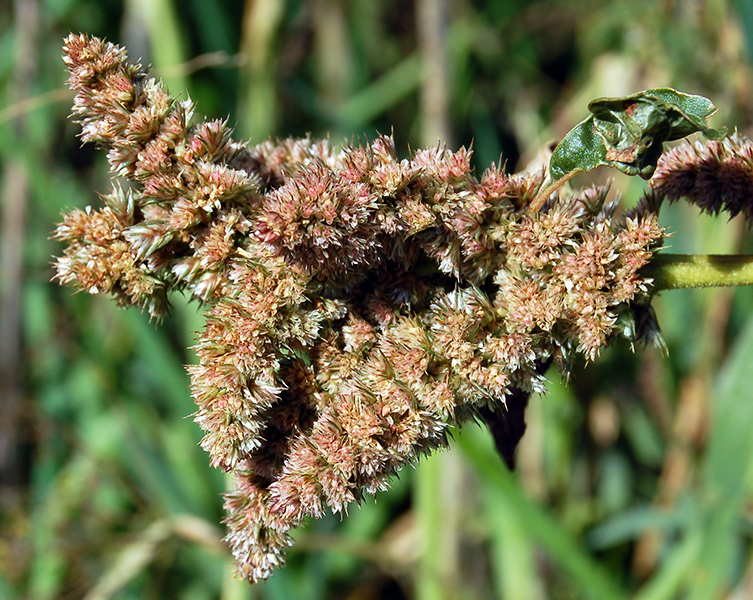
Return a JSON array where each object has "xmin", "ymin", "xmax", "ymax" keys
[{"xmin": 643, "ymin": 254, "xmax": 753, "ymax": 291}]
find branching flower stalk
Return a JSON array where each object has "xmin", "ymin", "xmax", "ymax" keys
[{"xmin": 54, "ymin": 35, "xmax": 753, "ymax": 582}]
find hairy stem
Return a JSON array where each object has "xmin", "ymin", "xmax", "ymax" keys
[{"xmin": 644, "ymin": 254, "xmax": 753, "ymax": 291}]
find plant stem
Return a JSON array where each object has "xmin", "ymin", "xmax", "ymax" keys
[
  {"xmin": 529, "ymin": 171, "xmax": 578, "ymax": 212},
  {"xmin": 643, "ymin": 253, "xmax": 753, "ymax": 291}
]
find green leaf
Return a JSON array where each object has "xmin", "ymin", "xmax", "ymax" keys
[
  {"xmin": 549, "ymin": 88, "xmax": 726, "ymax": 183},
  {"xmin": 548, "ymin": 116, "xmax": 608, "ymax": 182}
]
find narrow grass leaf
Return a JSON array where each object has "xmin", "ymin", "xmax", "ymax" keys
[{"xmin": 458, "ymin": 426, "xmax": 629, "ymax": 600}]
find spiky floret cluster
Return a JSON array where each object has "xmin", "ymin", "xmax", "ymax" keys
[
  {"xmin": 56, "ymin": 34, "xmax": 667, "ymax": 581},
  {"xmin": 57, "ymin": 34, "xmax": 259, "ymax": 315},
  {"xmin": 651, "ymin": 131, "xmax": 753, "ymax": 226}
]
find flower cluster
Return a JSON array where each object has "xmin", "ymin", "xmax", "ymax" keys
[
  {"xmin": 56, "ymin": 35, "xmax": 669, "ymax": 582},
  {"xmin": 57, "ymin": 34, "xmax": 260, "ymax": 315},
  {"xmin": 651, "ymin": 131, "xmax": 753, "ymax": 226}
]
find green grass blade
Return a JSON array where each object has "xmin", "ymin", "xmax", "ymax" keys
[
  {"xmin": 482, "ymin": 475, "xmax": 542, "ymax": 600},
  {"xmin": 633, "ymin": 525, "xmax": 703, "ymax": 600},
  {"xmin": 685, "ymin": 314, "xmax": 753, "ymax": 600},
  {"xmin": 339, "ymin": 54, "xmax": 423, "ymax": 126},
  {"xmin": 458, "ymin": 426, "xmax": 629, "ymax": 600},
  {"xmin": 124, "ymin": 0, "xmax": 188, "ymax": 94},
  {"xmin": 414, "ymin": 449, "xmax": 463, "ymax": 600}
]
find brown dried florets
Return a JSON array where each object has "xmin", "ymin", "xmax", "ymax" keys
[{"xmin": 55, "ymin": 35, "xmax": 669, "ymax": 582}]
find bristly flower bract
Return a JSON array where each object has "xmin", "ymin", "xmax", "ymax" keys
[{"xmin": 56, "ymin": 34, "xmax": 675, "ymax": 582}]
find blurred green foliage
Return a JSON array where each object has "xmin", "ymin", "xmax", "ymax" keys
[{"xmin": 3, "ymin": 0, "xmax": 753, "ymax": 599}]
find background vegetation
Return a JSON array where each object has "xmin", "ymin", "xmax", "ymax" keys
[{"xmin": 3, "ymin": 0, "xmax": 753, "ymax": 598}]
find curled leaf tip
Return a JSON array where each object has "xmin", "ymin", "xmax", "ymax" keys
[{"xmin": 532, "ymin": 87, "xmax": 726, "ymax": 212}]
